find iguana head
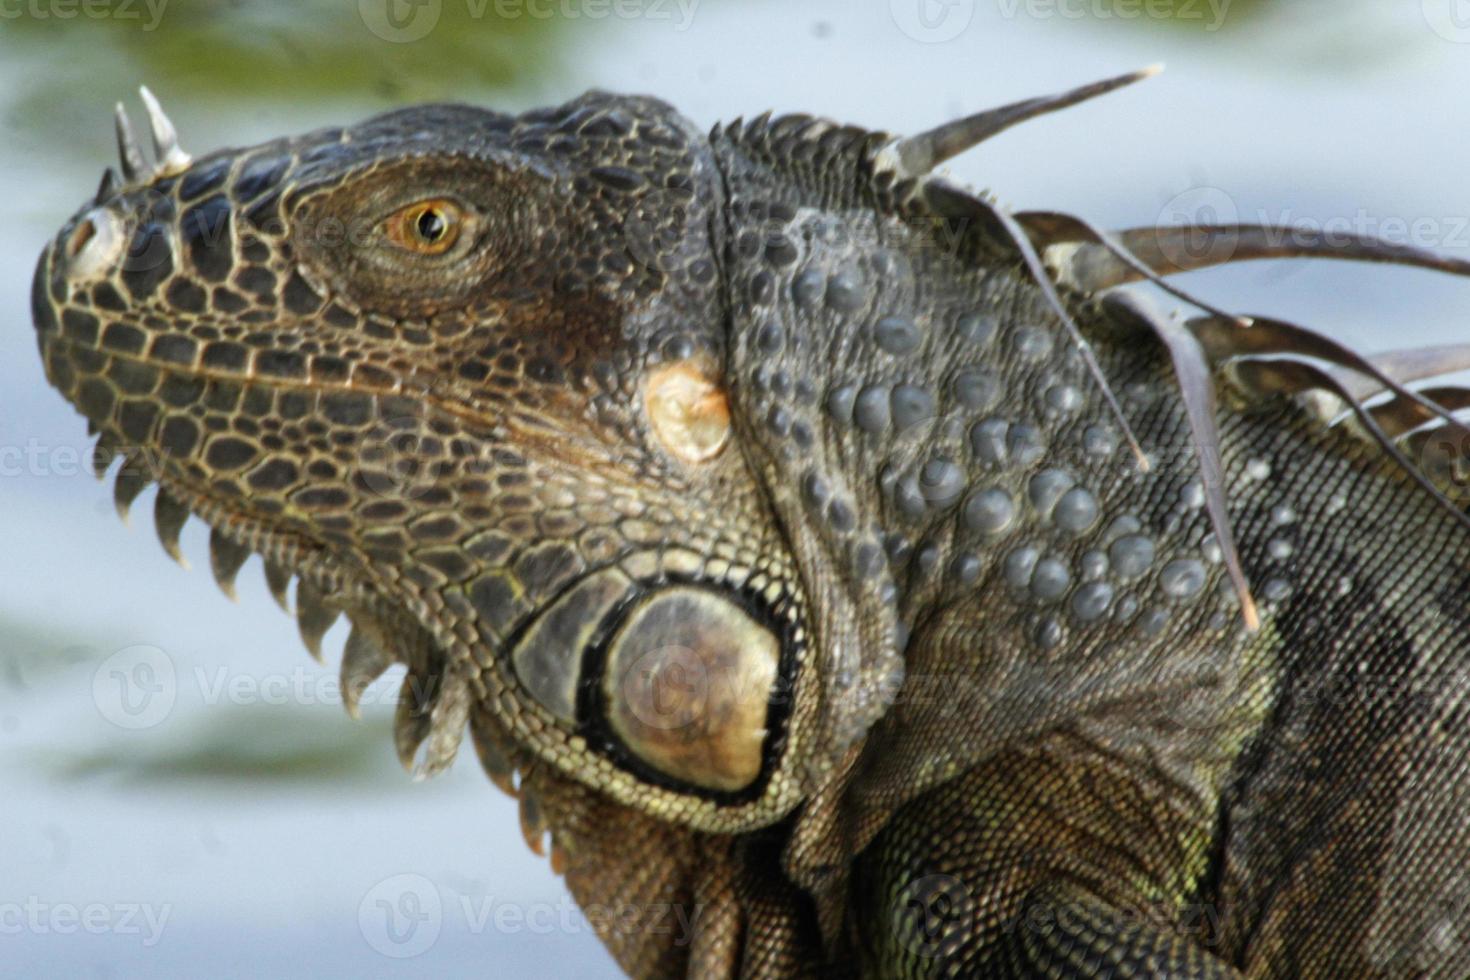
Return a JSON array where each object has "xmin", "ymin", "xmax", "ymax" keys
[{"xmin": 32, "ymin": 89, "xmax": 849, "ymax": 843}]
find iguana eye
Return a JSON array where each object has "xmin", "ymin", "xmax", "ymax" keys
[
  {"xmin": 600, "ymin": 588, "xmax": 780, "ymax": 793},
  {"xmin": 384, "ymin": 198, "xmax": 462, "ymax": 255}
]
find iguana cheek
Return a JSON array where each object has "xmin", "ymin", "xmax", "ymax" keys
[
  {"xmin": 601, "ymin": 587, "xmax": 779, "ymax": 793},
  {"xmin": 643, "ymin": 362, "xmax": 731, "ymax": 463}
]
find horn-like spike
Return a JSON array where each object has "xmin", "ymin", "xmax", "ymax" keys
[
  {"xmin": 137, "ymin": 85, "xmax": 192, "ymax": 177},
  {"xmin": 1369, "ymin": 386, "xmax": 1470, "ymax": 439},
  {"xmin": 340, "ymin": 622, "xmax": 395, "ymax": 721},
  {"xmin": 1043, "ymin": 222, "xmax": 1470, "ymax": 294},
  {"xmin": 1192, "ymin": 315, "xmax": 1467, "ymax": 438},
  {"xmin": 295, "ymin": 579, "xmax": 339, "ymax": 661},
  {"xmin": 112, "ymin": 457, "xmax": 150, "ymax": 522},
  {"xmin": 1224, "ymin": 352, "xmax": 1470, "ymax": 535},
  {"xmin": 1335, "ymin": 344, "xmax": 1470, "ymax": 402},
  {"xmin": 470, "ymin": 711, "xmax": 520, "ymax": 798},
  {"xmin": 91, "ymin": 431, "xmax": 121, "ymax": 480},
  {"xmin": 412, "ymin": 680, "xmax": 470, "ymax": 781},
  {"xmin": 94, "ymin": 166, "xmax": 121, "ymax": 205},
  {"xmin": 113, "ymin": 103, "xmax": 145, "ymax": 183},
  {"xmin": 925, "ymin": 180, "xmax": 1148, "ymax": 469},
  {"xmin": 152, "ymin": 489, "xmax": 190, "ymax": 566},
  {"xmin": 393, "ymin": 669, "xmax": 435, "ymax": 771},
  {"xmin": 1106, "ymin": 293, "xmax": 1260, "ymax": 631},
  {"xmin": 1016, "ymin": 211, "xmax": 1251, "ymax": 328},
  {"xmin": 888, "ymin": 65, "xmax": 1162, "ymax": 177},
  {"xmin": 207, "ymin": 526, "xmax": 250, "ymax": 600},
  {"xmin": 518, "ymin": 787, "xmax": 547, "ymax": 856},
  {"xmin": 262, "ymin": 559, "xmax": 293, "ymax": 612},
  {"xmin": 549, "ymin": 838, "xmax": 569, "ymax": 876}
]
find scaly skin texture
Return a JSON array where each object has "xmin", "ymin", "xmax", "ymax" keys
[{"xmin": 32, "ymin": 87, "xmax": 1470, "ymax": 977}]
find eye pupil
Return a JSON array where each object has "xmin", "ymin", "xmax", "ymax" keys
[
  {"xmin": 385, "ymin": 198, "xmax": 461, "ymax": 255},
  {"xmin": 416, "ymin": 208, "xmax": 446, "ymax": 243}
]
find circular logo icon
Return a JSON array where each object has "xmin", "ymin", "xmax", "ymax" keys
[
  {"xmin": 623, "ymin": 188, "xmax": 696, "ymax": 277},
  {"xmin": 1153, "ymin": 186, "xmax": 1242, "ymax": 271},
  {"xmin": 93, "ymin": 644, "xmax": 177, "ymax": 730},
  {"xmin": 618, "ymin": 645, "xmax": 712, "ymax": 733},
  {"xmin": 1418, "ymin": 424, "xmax": 1470, "ymax": 502},
  {"xmin": 359, "ymin": 0, "xmax": 442, "ymax": 43},
  {"xmin": 118, "ymin": 188, "xmax": 177, "ymax": 277},
  {"xmin": 890, "ymin": 0, "xmax": 975, "ymax": 43},
  {"xmin": 355, "ymin": 414, "xmax": 449, "ymax": 502},
  {"xmin": 892, "ymin": 872, "xmax": 971, "ymax": 959},
  {"xmin": 359, "ymin": 873, "xmax": 442, "ymax": 958},
  {"xmin": 1424, "ymin": 0, "xmax": 1470, "ymax": 43}
]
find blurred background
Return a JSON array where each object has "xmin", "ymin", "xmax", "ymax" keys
[{"xmin": 3, "ymin": 0, "xmax": 1469, "ymax": 976}]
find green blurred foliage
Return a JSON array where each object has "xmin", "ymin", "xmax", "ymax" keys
[
  {"xmin": 1093, "ymin": 0, "xmax": 1272, "ymax": 31},
  {"xmin": 0, "ymin": 612, "xmax": 103, "ymax": 691},
  {"xmin": 2, "ymin": 0, "xmax": 564, "ymax": 137},
  {"xmin": 52, "ymin": 702, "xmax": 403, "ymax": 788}
]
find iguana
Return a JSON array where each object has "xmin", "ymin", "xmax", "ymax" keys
[{"xmin": 31, "ymin": 70, "xmax": 1470, "ymax": 977}]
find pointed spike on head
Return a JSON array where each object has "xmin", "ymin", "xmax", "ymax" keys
[
  {"xmin": 113, "ymin": 102, "xmax": 145, "ymax": 183},
  {"xmin": 94, "ymin": 167, "xmax": 121, "ymax": 205},
  {"xmin": 137, "ymin": 85, "xmax": 191, "ymax": 177},
  {"xmin": 340, "ymin": 624, "xmax": 395, "ymax": 721},
  {"xmin": 412, "ymin": 683, "xmax": 470, "ymax": 781},
  {"xmin": 889, "ymin": 65, "xmax": 1164, "ymax": 177},
  {"xmin": 519, "ymin": 789, "xmax": 547, "ymax": 856},
  {"xmin": 470, "ymin": 714, "xmax": 520, "ymax": 799},
  {"xmin": 152, "ymin": 489, "xmax": 191, "ymax": 568},
  {"xmin": 91, "ymin": 431, "xmax": 121, "ymax": 480},
  {"xmin": 393, "ymin": 672, "xmax": 432, "ymax": 771},
  {"xmin": 295, "ymin": 580, "xmax": 339, "ymax": 662},
  {"xmin": 112, "ymin": 459, "xmax": 150, "ymax": 523},
  {"xmin": 207, "ymin": 527, "xmax": 250, "ymax": 601},
  {"xmin": 262, "ymin": 559, "xmax": 293, "ymax": 612}
]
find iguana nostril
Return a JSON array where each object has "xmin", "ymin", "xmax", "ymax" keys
[
  {"xmin": 64, "ymin": 219, "xmax": 95, "ymax": 258},
  {"xmin": 61, "ymin": 207, "xmax": 125, "ymax": 280}
]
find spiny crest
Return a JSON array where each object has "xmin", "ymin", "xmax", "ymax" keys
[{"xmin": 854, "ymin": 67, "xmax": 1470, "ymax": 631}]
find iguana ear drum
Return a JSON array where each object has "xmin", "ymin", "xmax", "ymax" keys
[
  {"xmin": 600, "ymin": 587, "xmax": 780, "ymax": 793},
  {"xmin": 507, "ymin": 574, "xmax": 795, "ymax": 800}
]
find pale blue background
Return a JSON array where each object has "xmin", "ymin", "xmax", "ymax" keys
[{"xmin": 3, "ymin": 1, "xmax": 1469, "ymax": 976}]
